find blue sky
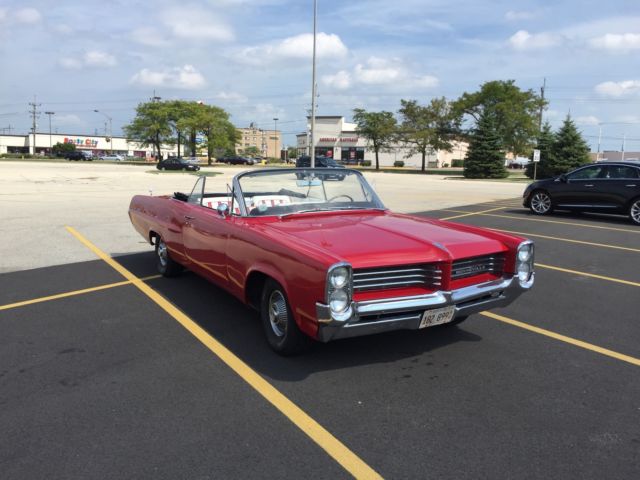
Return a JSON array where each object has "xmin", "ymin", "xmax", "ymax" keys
[{"xmin": 1, "ymin": 0, "xmax": 640, "ymax": 151}]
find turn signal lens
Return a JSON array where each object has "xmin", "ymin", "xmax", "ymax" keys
[{"xmin": 517, "ymin": 263, "xmax": 531, "ymax": 282}]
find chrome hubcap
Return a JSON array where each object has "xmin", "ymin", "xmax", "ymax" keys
[
  {"xmin": 531, "ymin": 192, "xmax": 551, "ymax": 213},
  {"xmin": 268, "ymin": 290, "xmax": 288, "ymax": 337},
  {"xmin": 631, "ymin": 201, "xmax": 640, "ymax": 224},
  {"xmin": 157, "ymin": 239, "xmax": 168, "ymax": 267}
]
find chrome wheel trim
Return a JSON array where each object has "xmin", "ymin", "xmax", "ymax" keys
[
  {"xmin": 268, "ymin": 290, "xmax": 288, "ymax": 337},
  {"xmin": 157, "ymin": 239, "xmax": 168, "ymax": 267},
  {"xmin": 631, "ymin": 201, "xmax": 640, "ymax": 224},
  {"xmin": 531, "ymin": 192, "xmax": 551, "ymax": 213}
]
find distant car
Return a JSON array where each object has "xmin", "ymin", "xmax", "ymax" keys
[
  {"xmin": 181, "ymin": 156, "xmax": 200, "ymax": 165},
  {"xmin": 99, "ymin": 154, "xmax": 124, "ymax": 162},
  {"xmin": 523, "ymin": 161, "xmax": 640, "ymax": 225},
  {"xmin": 296, "ymin": 155, "xmax": 345, "ymax": 180},
  {"xmin": 508, "ymin": 158, "xmax": 531, "ymax": 169},
  {"xmin": 157, "ymin": 158, "xmax": 200, "ymax": 171},
  {"xmin": 218, "ymin": 156, "xmax": 255, "ymax": 165},
  {"xmin": 65, "ymin": 151, "xmax": 92, "ymax": 161}
]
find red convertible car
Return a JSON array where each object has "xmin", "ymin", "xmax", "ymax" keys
[{"xmin": 129, "ymin": 168, "xmax": 534, "ymax": 354}]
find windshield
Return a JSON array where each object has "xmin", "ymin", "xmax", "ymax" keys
[{"xmin": 236, "ymin": 168, "xmax": 385, "ymax": 217}]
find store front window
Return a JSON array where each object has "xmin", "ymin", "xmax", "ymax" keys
[
  {"xmin": 340, "ymin": 147, "xmax": 364, "ymax": 165},
  {"xmin": 315, "ymin": 147, "xmax": 334, "ymax": 158}
]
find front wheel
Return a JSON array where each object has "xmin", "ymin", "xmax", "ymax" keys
[
  {"xmin": 529, "ymin": 190, "xmax": 553, "ymax": 215},
  {"xmin": 629, "ymin": 198, "xmax": 640, "ymax": 225},
  {"xmin": 260, "ymin": 279, "xmax": 311, "ymax": 355},
  {"xmin": 155, "ymin": 236, "xmax": 182, "ymax": 277}
]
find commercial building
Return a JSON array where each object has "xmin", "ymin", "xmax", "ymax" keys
[
  {"xmin": 296, "ymin": 116, "xmax": 468, "ymax": 168},
  {"xmin": 591, "ymin": 151, "xmax": 640, "ymax": 162},
  {"xmin": 0, "ymin": 132, "xmax": 178, "ymax": 158},
  {"xmin": 236, "ymin": 123, "xmax": 281, "ymax": 158}
]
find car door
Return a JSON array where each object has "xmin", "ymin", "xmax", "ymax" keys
[
  {"xmin": 554, "ymin": 164, "xmax": 607, "ymax": 208},
  {"xmin": 602, "ymin": 165, "xmax": 640, "ymax": 211},
  {"xmin": 181, "ymin": 177, "xmax": 233, "ymax": 287}
]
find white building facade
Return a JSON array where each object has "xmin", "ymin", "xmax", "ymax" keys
[
  {"xmin": 0, "ymin": 133, "xmax": 178, "ymax": 158},
  {"xmin": 296, "ymin": 116, "xmax": 467, "ymax": 168}
]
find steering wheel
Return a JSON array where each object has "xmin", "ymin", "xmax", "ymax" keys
[{"xmin": 328, "ymin": 194, "xmax": 354, "ymax": 202}]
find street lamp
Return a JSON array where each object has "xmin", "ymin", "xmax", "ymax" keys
[
  {"xmin": 44, "ymin": 111, "xmax": 55, "ymax": 154},
  {"xmin": 273, "ymin": 117, "xmax": 278, "ymax": 160},
  {"xmin": 94, "ymin": 109, "xmax": 113, "ymax": 155}
]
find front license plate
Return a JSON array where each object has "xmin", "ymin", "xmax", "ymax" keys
[{"xmin": 419, "ymin": 305, "xmax": 456, "ymax": 328}]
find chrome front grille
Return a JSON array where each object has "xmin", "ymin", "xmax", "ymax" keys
[
  {"xmin": 353, "ymin": 264, "xmax": 442, "ymax": 292},
  {"xmin": 451, "ymin": 253, "xmax": 505, "ymax": 280}
]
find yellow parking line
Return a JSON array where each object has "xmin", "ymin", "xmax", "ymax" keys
[
  {"xmin": 536, "ymin": 263, "xmax": 640, "ymax": 287},
  {"xmin": 438, "ymin": 209, "xmax": 640, "ymax": 234},
  {"xmin": 481, "ymin": 311, "xmax": 640, "ymax": 367},
  {"xmin": 0, "ymin": 275, "xmax": 161, "ymax": 312},
  {"xmin": 65, "ymin": 226, "xmax": 382, "ymax": 480},
  {"xmin": 490, "ymin": 228, "xmax": 640, "ymax": 253},
  {"xmin": 440, "ymin": 206, "xmax": 505, "ymax": 221}
]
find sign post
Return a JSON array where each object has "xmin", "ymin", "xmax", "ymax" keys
[{"xmin": 533, "ymin": 149, "xmax": 541, "ymax": 181}]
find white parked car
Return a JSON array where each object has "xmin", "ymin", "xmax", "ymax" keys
[{"xmin": 99, "ymin": 154, "xmax": 124, "ymax": 161}]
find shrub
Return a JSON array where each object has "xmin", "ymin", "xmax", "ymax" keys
[
  {"xmin": 451, "ymin": 159, "xmax": 464, "ymax": 168},
  {"xmin": 362, "ymin": 160, "xmax": 372, "ymax": 167},
  {"xmin": 393, "ymin": 160, "xmax": 405, "ymax": 167}
]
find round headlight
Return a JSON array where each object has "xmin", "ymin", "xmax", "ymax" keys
[
  {"xmin": 329, "ymin": 289, "xmax": 349, "ymax": 313},
  {"xmin": 518, "ymin": 245, "xmax": 532, "ymax": 262},
  {"xmin": 517, "ymin": 262, "xmax": 531, "ymax": 282},
  {"xmin": 330, "ymin": 267, "xmax": 349, "ymax": 289}
]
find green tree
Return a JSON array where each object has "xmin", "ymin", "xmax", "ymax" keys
[
  {"xmin": 123, "ymin": 101, "xmax": 173, "ymax": 159},
  {"xmin": 453, "ymin": 80, "xmax": 547, "ymax": 157},
  {"xmin": 194, "ymin": 104, "xmax": 240, "ymax": 165},
  {"xmin": 525, "ymin": 121, "xmax": 555, "ymax": 179},
  {"xmin": 398, "ymin": 97, "xmax": 461, "ymax": 172},
  {"xmin": 546, "ymin": 115, "xmax": 591, "ymax": 177},
  {"xmin": 463, "ymin": 109, "xmax": 508, "ymax": 179},
  {"xmin": 352, "ymin": 108, "xmax": 397, "ymax": 171},
  {"xmin": 51, "ymin": 142, "xmax": 76, "ymax": 157},
  {"xmin": 243, "ymin": 146, "xmax": 260, "ymax": 157},
  {"xmin": 287, "ymin": 146, "xmax": 298, "ymax": 161}
]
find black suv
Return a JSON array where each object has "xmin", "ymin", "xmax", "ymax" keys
[
  {"xmin": 217, "ymin": 156, "xmax": 255, "ymax": 165},
  {"xmin": 295, "ymin": 155, "xmax": 345, "ymax": 180},
  {"xmin": 65, "ymin": 151, "xmax": 92, "ymax": 161},
  {"xmin": 523, "ymin": 161, "xmax": 640, "ymax": 225}
]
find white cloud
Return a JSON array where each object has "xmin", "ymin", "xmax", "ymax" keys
[
  {"xmin": 505, "ymin": 10, "xmax": 536, "ymax": 21},
  {"xmin": 589, "ymin": 33, "xmax": 640, "ymax": 52},
  {"xmin": 0, "ymin": 8, "xmax": 7, "ymax": 23},
  {"xmin": 14, "ymin": 7, "xmax": 42, "ymax": 24},
  {"xmin": 575, "ymin": 115, "xmax": 599, "ymax": 125},
  {"xmin": 214, "ymin": 91, "xmax": 248, "ymax": 103},
  {"xmin": 59, "ymin": 51, "xmax": 117, "ymax": 69},
  {"xmin": 595, "ymin": 80, "xmax": 640, "ymax": 97},
  {"xmin": 239, "ymin": 32, "xmax": 348, "ymax": 65},
  {"xmin": 414, "ymin": 75, "xmax": 439, "ymax": 88},
  {"xmin": 508, "ymin": 30, "xmax": 563, "ymax": 50},
  {"xmin": 354, "ymin": 61, "xmax": 401, "ymax": 85},
  {"xmin": 322, "ymin": 70, "xmax": 352, "ymax": 90},
  {"xmin": 160, "ymin": 7, "xmax": 234, "ymax": 42},
  {"xmin": 130, "ymin": 65, "xmax": 206, "ymax": 90},
  {"xmin": 84, "ymin": 51, "xmax": 117, "ymax": 67},
  {"xmin": 131, "ymin": 27, "xmax": 170, "ymax": 47}
]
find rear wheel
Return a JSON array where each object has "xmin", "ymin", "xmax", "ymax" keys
[
  {"xmin": 260, "ymin": 279, "xmax": 310, "ymax": 355},
  {"xmin": 630, "ymin": 198, "xmax": 640, "ymax": 225},
  {"xmin": 155, "ymin": 236, "xmax": 182, "ymax": 277},
  {"xmin": 529, "ymin": 190, "xmax": 553, "ymax": 215}
]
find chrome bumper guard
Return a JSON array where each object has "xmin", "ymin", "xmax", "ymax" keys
[{"xmin": 315, "ymin": 275, "xmax": 532, "ymax": 342}]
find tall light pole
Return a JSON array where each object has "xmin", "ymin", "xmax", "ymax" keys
[
  {"xmin": 273, "ymin": 117, "xmax": 278, "ymax": 160},
  {"xmin": 94, "ymin": 109, "xmax": 113, "ymax": 155},
  {"xmin": 310, "ymin": 0, "xmax": 317, "ymax": 168},
  {"xmin": 44, "ymin": 111, "xmax": 55, "ymax": 154}
]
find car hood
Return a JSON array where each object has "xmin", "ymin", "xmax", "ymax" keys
[{"xmin": 259, "ymin": 211, "xmax": 508, "ymax": 268}]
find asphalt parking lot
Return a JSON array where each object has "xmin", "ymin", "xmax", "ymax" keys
[{"xmin": 1, "ymin": 196, "xmax": 639, "ymax": 479}]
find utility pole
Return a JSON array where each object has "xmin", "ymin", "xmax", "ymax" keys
[
  {"xmin": 44, "ymin": 111, "xmax": 55, "ymax": 154},
  {"xmin": 273, "ymin": 117, "xmax": 278, "ymax": 160},
  {"xmin": 94, "ymin": 109, "xmax": 113, "ymax": 154},
  {"xmin": 29, "ymin": 96, "xmax": 41, "ymax": 155},
  {"xmin": 538, "ymin": 78, "xmax": 546, "ymax": 131},
  {"xmin": 622, "ymin": 133, "xmax": 626, "ymax": 161},
  {"xmin": 597, "ymin": 124, "xmax": 602, "ymax": 162},
  {"xmin": 310, "ymin": 0, "xmax": 317, "ymax": 168}
]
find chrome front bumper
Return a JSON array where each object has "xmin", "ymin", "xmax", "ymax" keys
[{"xmin": 315, "ymin": 275, "xmax": 532, "ymax": 342}]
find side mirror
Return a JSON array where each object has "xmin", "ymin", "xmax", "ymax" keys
[
  {"xmin": 559, "ymin": 174, "xmax": 568, "ymax": 182},
  {"xmin": 217, "ymin": 203, "xmax": 229, "ymax": 218}
]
